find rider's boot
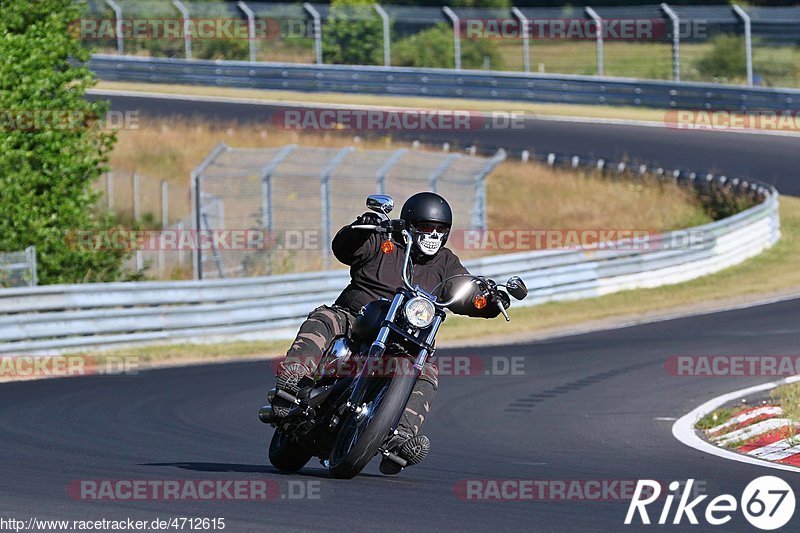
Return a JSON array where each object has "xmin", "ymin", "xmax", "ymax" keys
[
  {"xmin": 264, "ymin": 361, "xmax": 315, "ymax": 421},
  {"xmin": 379, "ymin": 378, "xmax": 436, "ymax": 475}
]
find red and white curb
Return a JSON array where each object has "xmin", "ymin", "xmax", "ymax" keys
[{"xmin": 672, "ymin": 375, "xmax": 800, "ymax": 473}]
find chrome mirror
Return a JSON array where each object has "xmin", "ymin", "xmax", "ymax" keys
[{"xmin": 366, "ymin": 195, "xmax": 394, "ymax": 215}]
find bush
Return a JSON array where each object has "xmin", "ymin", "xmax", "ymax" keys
[
  {"xmin": 322, "ymin": 0, "xmax": 383, "ymax": 65},
  {"xmin": 0, "ymin": 0, "xmax": 134, "ymax": 284},
  {"xmin": 393, "ymin": 23, "xmax": 503, "ymax": 70},
  {"xmin": 694, "ymin": 34, "xmax": 747, "ymax": 81}
]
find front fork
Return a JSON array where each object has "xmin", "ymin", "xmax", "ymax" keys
[{"xmin": 345, "ymin": 293, "xmax": 443, "ymax": 417}]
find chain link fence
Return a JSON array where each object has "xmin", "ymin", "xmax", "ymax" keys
[
  {"xmin": 81, "ymin": 2, "xmax": 800, "ymax": 87},
  {"xmin": 0, "ymin": 246, "xmax": 37, "ymax": 288},
  {"xmin": 191, "ymin": 143, "xmax": 505, "ymax": 279}
]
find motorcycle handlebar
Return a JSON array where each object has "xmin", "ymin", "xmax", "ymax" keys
[{"xmin": 350, "ymin": 222, "xmax": 513, "ymax": 318}]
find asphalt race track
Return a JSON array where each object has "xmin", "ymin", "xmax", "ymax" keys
[
  {"xmin": 2, "ymin": 92, "xmax": 796, "ymax": 531},
  {"xmin": 3, "ymin": 298, "xmax": 800, "ymax": 532},
  {"xmin": 94, "ymin": 91, "xmax": 800, "ymax": 195}
]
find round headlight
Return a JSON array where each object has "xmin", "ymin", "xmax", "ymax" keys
[{"xmin": 404, "ymin": 297, "xmax": 436, "ymax": 328}]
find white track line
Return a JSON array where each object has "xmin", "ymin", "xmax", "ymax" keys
[
  {"xmin": 673, "ymin": 376, "xmax": 800, "ymax": 473},
  {"xmin": 87, "ymin": 88, "xmax": 800, "ymax": 138}
]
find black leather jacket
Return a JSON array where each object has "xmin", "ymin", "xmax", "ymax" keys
[{"xmin": 332, "ymin": 220, "xmax": 501, "ymax": 319}]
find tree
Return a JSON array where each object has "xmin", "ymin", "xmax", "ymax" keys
[
  {"xmin": 393, "ymin": 23, "xmax": 504, "ymax": 70},
  {"xmin": 0, "ymin": 0, "xmax": 132, "ymax": 284},
  {"xmin": 322, "ymin": 0, "xmax": 384, "ymax": 65},
  {"xmin": 694, "ymin": 34, "xmax": 747, "ymax": 82}
]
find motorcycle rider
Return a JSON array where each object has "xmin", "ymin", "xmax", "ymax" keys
[{"xmin": 269, "ymin": 192, "xmax": 509, "ymax": 475}]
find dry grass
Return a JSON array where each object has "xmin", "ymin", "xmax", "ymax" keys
[
  {"xmin": 486, "ymin": 163, "xmax": 709, "ymax": 234},
  {"xmin": 107, "ymin": 118, "xmax": 709, "ymax": 240}
]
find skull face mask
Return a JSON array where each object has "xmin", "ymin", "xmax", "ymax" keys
[{"xmin": 411, "ymin": 223, "xmax": 448, "ymax": 256}]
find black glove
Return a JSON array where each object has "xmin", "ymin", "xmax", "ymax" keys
[
  {"xmin": 493, "ymin": 290, "xmax": 511, "ymax": 310},
  {"xmin": 354, "ymin": 212, "xmax": 381, "ymax": 226}
]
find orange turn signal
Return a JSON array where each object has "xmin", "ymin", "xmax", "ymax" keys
[
  {"xmin": 473, "ymin": 295, "xmax": 487, "ymax": 309},
  {"xmin": 381, "ymin": 240, "xmax": 395, "ymax": 254}
]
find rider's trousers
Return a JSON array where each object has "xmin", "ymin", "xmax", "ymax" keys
[{"xmin": 276, "ymin": 305, "xmax": 438, "ymax": 437}]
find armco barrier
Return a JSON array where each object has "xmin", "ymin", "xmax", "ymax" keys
[
  {"xmin": 89, "ymin": 55, "xmax": 800, "ymax": 112},
  {"xmin": 0, "ymin": 187, "xmax": 779, "ymax": 354}
]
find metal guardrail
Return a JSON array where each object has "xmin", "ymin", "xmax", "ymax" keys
[
  {"xmin": 0, "ymin": 179, "xmax": 779, "ymax": 354},
  {"xmin": 89, "ymin": 55, "xmax": 800, "ymax": 112}
]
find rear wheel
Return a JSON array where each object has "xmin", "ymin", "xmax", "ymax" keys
[
  {"xmin": 328, "ymin": 357, "xmax": 416, "ymax": 479},
  {"xmin": 269, "ymin": 428, "xmax": 312, "ymax": 473}
]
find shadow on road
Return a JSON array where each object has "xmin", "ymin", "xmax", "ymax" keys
[{"xmin": 142, "ymin": 462, "xmax": 385, "ymax": 479}]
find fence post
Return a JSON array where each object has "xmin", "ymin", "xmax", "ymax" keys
[
  {"xmin": 177, "ymin": 220, "xmax": 185, "ymax": 269},
  {"xmin": 132, "ymin": 173, "xmax": 143, "ymax": 271},
  {"xmin": 442, "ymin": 6, "xmax": 461, "ymax": 71},
  {"xmin": 159, "ymin": 180, "xmax": 168, "ymax": 276},
  {"xmin": 320, "ymin": 147, "xmax": 355, "ymax": 269},
  {"xmin": 106, "ymin": 171, "xmax": 114, "ymax": 210},
  {"xmin": 733, "ymin": 4, "xmax": 754, "ymax": 86},
  {"xmin": 172, "ymin": 0, "xmax": 192, "ymax": 60},
  {"xmin": 428, "ymin": 153, "xmax": 461, "ymax": 193},
  {"xmin": 304, "ymin": 2, "xmax": 323, "ymax": 64},
  {"xmin": 375, "ymin": 148, "xmax": 407, "ymax": 194},
  {"xmin": 238, "ymin": 1, "xmax": 257, "ymax": 63},
  {"xmin": 259, "ymin": 144, "xmax": 298, "ymax": 273},
  {"xmin": 472, "ymin": 149, "xmax": 507, "ymax": 230},
  {"xmin": 585, "ymin": 7, "xmax": 604, "ymax": 76},
  {"xmin": 25, "ymin": 246, "xmax": 37, "ymax": 287},
  {"xmin": 511, "ymin": 7, "xmax": 530, "ymax": 74},
  {"xmin": 661, "ymin": 3, "xmax": 681, "ymax": 82},
  {"xmin": 104, "ymin": 0, "xmax": 124, "ymax": 55},
  {"xmin": 261, "ymin": 145, "xmax": 298, "ymax": 233},
  {"xmin": 132, "ymin": 173, "xmax": 140, "ymax": 221},
  {"xmin": 190, "ymin": 142, "xmax": 229, "ymax": 279},
  {"xmin": 373, "ymin": 4, "xmax": 391, "ymax": 67}
]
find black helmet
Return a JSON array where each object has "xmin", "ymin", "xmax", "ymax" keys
[
  {"xmin": 401, "ymin": 192, "xmax": 453, "ymax": 229},
  {"xmin": 401, "ymin": 192, "xmax": 453, "ymax": 255}
]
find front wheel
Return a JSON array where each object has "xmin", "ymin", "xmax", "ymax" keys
[
  {"xmin": 328, "ymin": 357, "xmax": 417, "ymax": 479},
  {"xmin": 269, "ymin": 428, "xmax": 312, "ymax": 473}
]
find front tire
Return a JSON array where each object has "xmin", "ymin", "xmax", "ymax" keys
[
  {"xmin": 328, "ymin": 357, "xmax": 417, "ymax": 479},
  {"xmin": 269, "ymin": 428, "xmax": 312, "ymax": 473}
]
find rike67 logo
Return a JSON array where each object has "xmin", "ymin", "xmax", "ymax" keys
[{"xmin": 625, "ymin": 477, "xmax": 795, "ymax": 530}]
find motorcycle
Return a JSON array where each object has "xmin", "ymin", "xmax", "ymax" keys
[{"xmin": 259, "ymin": 194, "xmax": 528, "ymax": 479}]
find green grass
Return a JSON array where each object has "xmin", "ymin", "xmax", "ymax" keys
[
  {"xmin": 772, "ymin": 382, "xmax": 800, "ymax": 423},
  {"xmin": 696, "ymin": 406, "xmax": 739, "ymax": 432},
  {"xmin": 89, "ymin": 339, "xmax": 291, "ymax": 364},
  {"xmin": 494, "ymin": 40, "xmax": 800, "ymax": 87}
]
